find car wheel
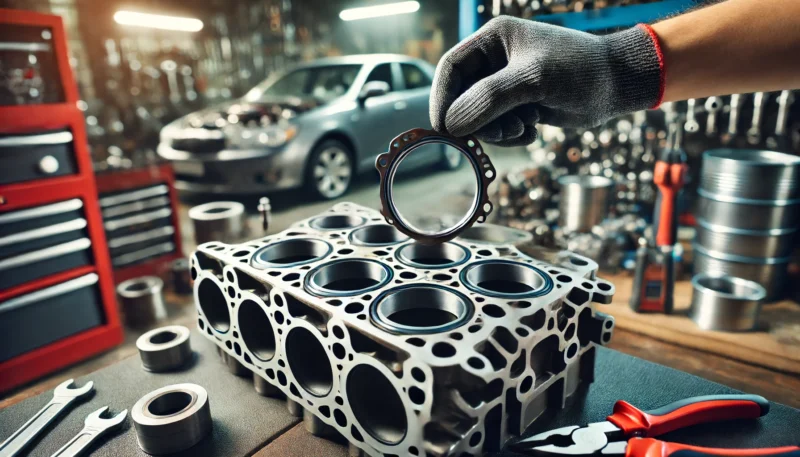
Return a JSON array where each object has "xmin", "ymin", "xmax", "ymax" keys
[
  {"xmin": 306, "ymin": 139, "xmax": 354, "ymax": 200},
  {"xmin": 440, "ymin": 144, "xmax": 464, "ymax": 170}
]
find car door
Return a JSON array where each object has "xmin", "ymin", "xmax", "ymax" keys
[
  {"xmin": 353, "ymin": 63, "xmax": 408, "ymax": 170},
  {"xmin": 391, "ymin": 62, "xmax": 439, "ymax": 169}
]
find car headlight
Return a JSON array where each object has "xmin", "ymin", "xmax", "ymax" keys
[{"xmin": 230, "ymin": 125, "xmax": 298, "ymax": 149}]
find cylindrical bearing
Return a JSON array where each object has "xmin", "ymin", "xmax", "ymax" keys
[
  {"xmin": 189, "ymin": 201, "xmax": 246, "ymax": 244},
  {"xmin": 117, "ymin": 276, "xmax": 166, "ymax": 328},
  {"xmin": 136, "ymin": 325, "xmax": 192, "ymax": 372},
  {"xmin": 132, "ymin": 383, "xmax": 212, "ymax": 455}
]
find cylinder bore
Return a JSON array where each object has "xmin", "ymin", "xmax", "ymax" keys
[
  {"xmin": 238, "ymin": 299, "xmax": 276, "ymax": 361},
  {"xmin": 346, "ymin": 364, "xmax": 408, "ymax": 445},
  {"xmin": 251, "ymin": 238, "xmax": 332, "ymax": 268},
  {"xmin": 305, "ymin": 259, "xmax": 391, "ymax": 297},
  {"xmin": 350, "ymin": 224, "xmax": 409, "ymax": 246},
  {"xmin": 285, "ymin": 327, "xmax": 333, "ymax": 397},
  {"xmin": 310, "ymin": 214, "xmax": 365, "ymax": 230},
  {"xmin": 371, "ymin": 285, "xmax": 473, "ymax": 334},
  {"xmin": 396, "ymin": 242, "xmax": 469, "ymax": 269},
  {"xmin": 197, "ymin": 278, "xmax": 230, "ymax": 332},
  {"xmin": 458, "ymin": 224, "xmax": 532, "ymax": 245},
  {"xmin": 461, "ymin": 260, "xmax": 553, "ymax": 298}
]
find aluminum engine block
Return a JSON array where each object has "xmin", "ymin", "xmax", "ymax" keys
[{"xmin": 191, "ymin": 203, "xmax": 616, "ymax": 457}]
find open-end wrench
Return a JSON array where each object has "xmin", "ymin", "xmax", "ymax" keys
[
  {"xmin": 747, "ymin": 92, "xmax": 766, "ymax": 145},
  {"xmin": 0, "ymin": 379, "xmax": 94, "ymax": 457},
  {"xmin": 722, "ymin": 94, "xmax": 742, "ymax": 145},
  {"xmin": 50, "ymin": 407, "xmax": 127, "ymax": 457},
  {"xmin": 704, "ymin": 96, "xmax": 722, "ymax": 137},
  {"xmin": 683, "ymin": 99, "xmax": 699, "ymax": 133}
]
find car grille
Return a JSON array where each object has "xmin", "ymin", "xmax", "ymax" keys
[{"xmin": 171, "ymin": 137, "xmax": 226, "ymax": 154}]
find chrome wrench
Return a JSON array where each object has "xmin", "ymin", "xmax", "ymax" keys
[
  {"xmin": 683, "ymin": 98, "xmax": 699, "ymax": 133},
  {"xmin": 767, "ymin": 90, "xmax": 795, "ymax": 150},
  {"xmin": 704, "ymin": 96, "xmax": 722, "ymax": 136},
  {"xmin": 0, "ymin": 379, "xmax": 94, "ymax": 457},
  {"xmin": 747, "ymin": 91, "xmax": 766, "ymax": 145},
  {"xmin": 50, "ymin": 407, "xmax": 127, "ymax": 457}
]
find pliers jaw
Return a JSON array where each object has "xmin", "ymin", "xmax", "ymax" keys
[{"xmin": 509, "ymin": 421, "xmax": 623, "ymax": 456}]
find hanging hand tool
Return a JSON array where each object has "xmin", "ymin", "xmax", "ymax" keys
[
  {"xmin": 50, "ymin": 407, "xmax": 127, "ymax": 457},
  {"xmin": 510, "ymin": 394, "xmax": 800, "ymax": 457},
  {"xmin": 767, "ymin": 90, "xmax": 794, "ymax": 151},
  {"xmin": 630, "ymin": 109, "xmax": 687, "ymax": 314},
  {"xmin": 721, "ymin": 94, "xmax": 742, "ymax": 146},
  {"xmin": 0, "ymin": 379, "xmax": 94, "ymax": 457},
  {"xmin": 747, "ymin": 92, "xmax": 766, "ymax": 146},
  {"xmin": 683, "ymin": 98, "xmax": 700, "ymax": 133}
]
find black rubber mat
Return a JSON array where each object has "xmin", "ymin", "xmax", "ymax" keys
[{"xmin": 1, "ymin": 335, "xmax": 797, "ymax": 457}]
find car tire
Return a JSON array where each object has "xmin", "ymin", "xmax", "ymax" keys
[
  {"xmin": 439, "ymin": 143, "xmax": 464, "ymax": 170},
  {"xmin": 305, "ymin": 139, "xmax": 354, "ymax": 200}
]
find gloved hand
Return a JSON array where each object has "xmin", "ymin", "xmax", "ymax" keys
[{"xmin": 430, "ymin": 16, "xmax": 664, "ymax": 146}]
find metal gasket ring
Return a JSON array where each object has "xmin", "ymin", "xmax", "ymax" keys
[
  {"xmin": 132, "ymin": 383, "xmax": 212, "ymax": 455},
  {"xmin": 376, "ymin": 128, "xmax": 496, "ymax": 244},
  {"xmin": 136, "ymin": 325, "xmax": 193, "ymax": 372}
]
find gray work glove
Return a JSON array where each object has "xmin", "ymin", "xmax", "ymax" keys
[{"xmin": 430, "ymin": 16, "xmax": 663, "ymax": 146}]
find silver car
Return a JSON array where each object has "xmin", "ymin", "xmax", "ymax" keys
[{"xmin": 157, "ymin": 54, "xmax": 461, "ymax": 199}]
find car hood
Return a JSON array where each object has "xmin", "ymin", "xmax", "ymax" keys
[{"xmin": 179, "ymin": 98, "xmax": 321, "ymax": 130}]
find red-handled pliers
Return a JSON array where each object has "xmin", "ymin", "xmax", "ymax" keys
[{"xmin": 509, "ymin": 395, "xmax": 800, "ymax": 457}]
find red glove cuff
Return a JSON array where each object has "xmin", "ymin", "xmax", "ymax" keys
[{"xmin": 638, "ymin": 23, "xmax": 666, "ymax": 109}]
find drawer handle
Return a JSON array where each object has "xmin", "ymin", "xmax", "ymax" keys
[
  {"xmin": 0, "ymin": 199, "xmax": 83, "ymax": 225},
  {"xmin": 0, "ymin": 273, "xmax": 98, "ymax": 315},
  {"xmin": 99, "ymin": 185, "xmax": 169, "ymax": 208},
  {"xmin": 0, "ymin": 131, "xmax": 73, "ymax": 147},
  {"xmin": 0, "ymin": 238, "xmax": 91, "ymax": 272},
  {"xmin": 0, "ymin": 218, "xmax": 87, "ymax": 247}
]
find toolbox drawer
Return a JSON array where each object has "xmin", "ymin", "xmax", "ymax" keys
[
  {"xmin": 0, "ymin": 273, "xmax": 103, "ymax": 362},
  {"xmin": 0, "ymin": 130, "xmax": 77, "ymax": 185},
  {"xmin": 0, "ymin": 199, "xmax": 92, "ymax": 290}
]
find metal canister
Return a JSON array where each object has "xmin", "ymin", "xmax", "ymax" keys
[
  {"xmin": 693, "ymin": 244, "xmax": 788, "ymax": 302},
  {"xmin": 557, "ymin": 175, "xmax": 613, "ymax": 233},
  {"xmin": 188, "ymin": 201, "xmax": 247, "ymax": 245},
  {"xmin": 690, "ymin": 273, "xmax": 766, "ymax": 331},
  {"xmin": 696, "ymin": 191, "xmax": 800, "ymax": 231},
  {"xmin": 700, "ymin": 149, "xmax": 800, "ymax": 201},
  {"xmin": 117, "ymin": 276, "xmax": 166, "ymax": 327},
  {"xmin": 695, "ymin": 218, "xmax": 796, "ymax": 259}
]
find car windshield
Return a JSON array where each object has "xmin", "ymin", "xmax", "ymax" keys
[{"xmin": 245, "ymin": 64, "xmax": 362, "ymax": 104}]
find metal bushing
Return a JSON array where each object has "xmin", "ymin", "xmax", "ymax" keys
[
  {"xmin": 690, "ymin": 273, "xmax": 766, "ymax": 331},
  {"xmin": 376, "ymin": 128, "xmax": 495, "ymax": 244},
  {"xmin": 132, "ymin": 383, "xmax": 212, "ymax": 455},
  {"xmin": 136, "ymin": 325, "xmax": 192, "ymax": 372},
  {"xmin": 189, "ymin": 201, "xmax": 246, "ymax": 245},
  {"xmin": 117, "ymin": 276, "xmax": 166, "ymax": 328},
  {"xmin": 170, "ymin": 258, "xmax": 192, "ymax": 294}
]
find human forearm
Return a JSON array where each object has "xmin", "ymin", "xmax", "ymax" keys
[{"xmin": 653, "ymin": 0, "xmax": 800, "ymax": 102}]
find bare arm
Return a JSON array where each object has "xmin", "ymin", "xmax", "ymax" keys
[{"xmin": 654, "ymin": 0, "xmax": 800, "ymax": 102}]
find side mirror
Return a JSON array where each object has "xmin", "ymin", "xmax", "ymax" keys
[{"xmin": 358, "ymin": 81, "xmax": 390, "ymax": 103}]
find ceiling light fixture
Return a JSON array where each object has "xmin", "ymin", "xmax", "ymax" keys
[
  {"xmin": 113, "ymin": 11, "xmax": 204, "ymax": 32},
  {"xmin": 339, "ymin": 1, "xmax": 420, "ymax": 21}
]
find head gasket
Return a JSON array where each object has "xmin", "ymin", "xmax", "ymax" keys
[{"xmin": 375, "ymin": 128, "xmax": 496, "ymax": 244}]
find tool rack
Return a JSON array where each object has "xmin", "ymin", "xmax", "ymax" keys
[{"xmin": 0, "ymin": 9, "xmax": 122, "ymax": 393}]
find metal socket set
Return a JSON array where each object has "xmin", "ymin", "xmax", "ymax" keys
[
  {"xmin": 694, "ymin": 149, "xmax": 800, "ymax": 301},
  {"xmin": 191, "ymin": 203, "xmax": 616, "ymax": 457}
]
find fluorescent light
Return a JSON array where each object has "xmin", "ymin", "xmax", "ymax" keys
[
  {"xmin": 339, "ymin": 1, "xmax": 420, "ymax": 21},
  {"xmin": 113, "ymin": 10, "xmax": 203, "ymax": 32}
]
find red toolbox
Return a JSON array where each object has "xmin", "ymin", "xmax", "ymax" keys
[
  {"xmin": 0, "ymin": 9, "xmax": 123, "ymax": 393},
  {"xmin": 95, "ymin": 164, "xmax": 184, "ymax": 283}
]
